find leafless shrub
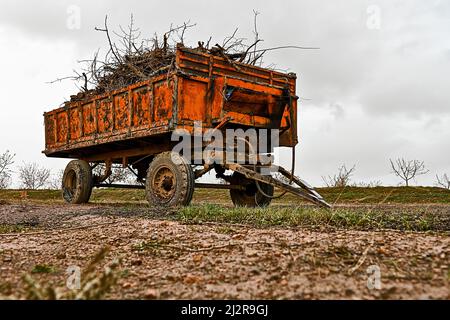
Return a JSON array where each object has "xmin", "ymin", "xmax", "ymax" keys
[
  {"xmin": 18, "ymin": 163, "xmax": 51, "ymax": 190},
  {"xmin": 389, "ymin": 158, "xmax": 429, "ymax": 187},
  {"xmin": 48, "ymin": 169, "xmax": 65, "ymax": 190},
  {"xmin": 353, "ymin": 180, "xmax": 383, "ymax": 188},
  {"xmin": 435, "ymin": 174, "xmax": 450, "ymax": 190},
  {"xmin": 0, "ymin": 150, "xmax": 15, "ymax": 189},
  {"xmin": 322, "ymin": 164, "xmax": 356, "ymax": 187},
  {"xmin": 93, "ymin": 164, "xmax": 133, "ymax": 184}
]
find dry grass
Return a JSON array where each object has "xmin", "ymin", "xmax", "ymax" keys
[
  {"xmin": 1, "ymin": 247, "xmax": 120, "ymax": 300},
  {"xmin": 1, "ymin": 186, "xmax": 449, "ymax": 205}
]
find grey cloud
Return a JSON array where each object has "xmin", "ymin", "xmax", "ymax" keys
[
  {"xmin": 0, "ymin": 0, "xmax": 82, "ymax": 37},
  {"xmin": 267, "ymin": 0, "xmax": 450, "ymax": 118},
  {"xmin": 329, "ymin": 103, "xmax": 346, "ymax": 119}
]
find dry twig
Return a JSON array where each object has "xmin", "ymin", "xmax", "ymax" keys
[{"xmin": 51, "ymin": 14, "xmax": 318, "ymax": 103}]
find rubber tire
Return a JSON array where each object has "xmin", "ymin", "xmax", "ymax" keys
[
  {"xmin": 62, "ymin": 160, "xmax": 93, "ymax": 204},
  {"xmin": 230, "ymin": 172, "xmax": 274, "ymax": 207},
  {"xmin": 146, "ymin": 152, "xmax": 195, "ymax": 207}
]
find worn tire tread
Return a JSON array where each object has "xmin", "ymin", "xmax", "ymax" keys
[{"xmin": 146, "ymin": 152, "xmax": 195, "ymax": 207}]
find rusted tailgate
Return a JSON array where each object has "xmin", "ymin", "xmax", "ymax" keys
[{"xmin": 176, "ymin": 46, "xmax": 298, "ymax": 146}]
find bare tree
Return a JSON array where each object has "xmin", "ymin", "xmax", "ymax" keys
[
  {"xmin": 48, "ymin": 169, "xmax": 65, "ymax": 190},
  {"xmin": 436, "ymin": 174, "xmax": 450, "ymax": 190},
  {"xmin": 322, "ymin": 164, "xmax": 356, "ymax": 187},
  {"xmin": 0, "ymin": 150, "xmax": 15, "ymax": 189},
  {"xmin": 389, "ymin": 158, "xmax": 429, "ymax": 187},
  {"xmin": 93, "ymin": 164, "xmax": 133, "ymax": 184},
  {"xmin": 19, "ymin": 163, "xmax": 51, "ymax": 190}
]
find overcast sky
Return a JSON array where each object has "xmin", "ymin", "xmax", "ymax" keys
[{"xmin": 0, "ymin": 0, "xmax": 449, "ymax": 187}]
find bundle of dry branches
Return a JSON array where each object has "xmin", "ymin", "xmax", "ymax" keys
[{"xmin": 53, "ymin": 14, "xmax": 318, "ymax": 103}]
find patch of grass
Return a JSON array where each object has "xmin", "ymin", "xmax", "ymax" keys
[
  {"xmin": 133, "ymin": 239, "xmax": 172, "ymax": 253},
  {"xmin": 313, "ymin": 186, "xmax": 450, "ymax": 205},
  {"xmin": 216, "ymin": 226, "xmax": 237, "ymax": 234},
  {"xmin": 90, "ymin": 189, "xmax": 146, "ymax": 203},
  {"xmin": 0, "ymin": 224, "xmax": 26, "ymax": 234},
  {"xmin": 120, "ymin": 269, "xmax": 130, "ymax": 278},
  {"xmin": 193, "ymin": 186, "xmax": 450, "ymax": 205},
  {"xmin": 177, "ymin": 204, "xmax": 449, "ymax": 232},
  {"xmin": 1, "ymin": 186, "xmax": 449, "ymax": 205},
  {"xmin": 31, "ymin": 264, "xmax": 56, "ymax": 274},
  {"xmin": 133, "ymin": 239, "xmax": 181, "ymax": 259},
  {"xmin": 0, "ymin": 190, "xmax": 61, "ymax": 202}
]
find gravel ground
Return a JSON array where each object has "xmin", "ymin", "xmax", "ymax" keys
[{"xmin": 0, "ymin": 202, "xmax": 448, "ymax": 299}]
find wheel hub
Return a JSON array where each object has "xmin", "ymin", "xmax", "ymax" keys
[{"xmin": 152, "ymin": 166, "xmax": 176, "ymax": 200}]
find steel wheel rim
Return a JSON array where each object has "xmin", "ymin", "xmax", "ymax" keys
[{"xmin": 151, "ymin": 165, "xmax": 176, "ymax": 202}]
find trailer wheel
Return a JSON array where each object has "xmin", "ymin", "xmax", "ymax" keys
[
  {"xmin": 229, "ymin": 172, "xmax": 274, "ymax": 207},
  {"xmin": 62, "ymin": 160, "xmax": 93, "ymax": 204},
  {"xmin": 146, "ymin": 152, "xmax": 194, "ymax": 207}
]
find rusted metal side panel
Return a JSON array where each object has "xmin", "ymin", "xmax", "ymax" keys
[
  {"xmin": 55, "ymin": 111, "xmax": 68, "ymax": 144},
  {"xmin": 44, "ymin": 75, "xmax": 175, "ymax": 156},
  {"xmin": 69, "ymin": 107, "xmax": 81, "ymax": 142},
  {"xmin": 113, "ymin": 92, "xmax": 129, "ymax": 131},
  {"xmin": 210, "ymin": 76, "xmax": 226, "ymax": 121},
  {"xmin": 153, "ymin": 79, "xmax": 174, "ymax": 125},
  {"xmin": 131, "ymin": 86, "xmax": 151, "ymax": 127},
  {"xmin": 177, "ymin": 77, "xmax": 209, "ymax": 123},
  {"xmin": 82, "ymin": 102, "xmax": 96, "ymax": 136},
  {"xmin": 97, "ymin": 97, "xmax": 113, "ymax": 134},
  {"xmin": 44, "ymin": 113, "xmax": 56, "ymax": 148}
]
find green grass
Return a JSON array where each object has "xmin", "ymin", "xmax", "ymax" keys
[
  {"xmin": 177, "ymin": 204, "xmax": 449, "ymax": 232},
  {"xmin": 0, "ymin": 189, "xmax": 147, "ymax": 204},
  {"xmin": 31, "ymin": 264, "xmax": 56, "ymax": 274},
  {"xmin": 193, "ymin": 186, "xmax": 450, "ymax": 205},
  {"xmin": 0, "ymin": 186, "xmax": 449, "ymax": 204},
  {"xmin": 0, "ymin": 190, "xmax": 62, "ymax": 202},
  {"xmin": 0, "ymin": 224, "xmax": 26, "ymax": 234},
  {"xmin": 314, "ymin": 186, "xmax": 450, "ymax": 204}
]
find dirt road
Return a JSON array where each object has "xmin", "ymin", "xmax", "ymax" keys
[{"xmin": 0, "ymin": 202, "xmax": 448, "ymax": 299}]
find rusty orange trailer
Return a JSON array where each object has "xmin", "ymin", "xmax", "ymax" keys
[{"xmin": 44, "ymin": 45, "xmax": 330, "ymax": 208}]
